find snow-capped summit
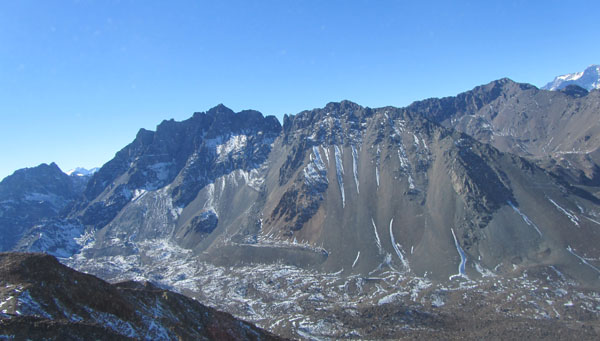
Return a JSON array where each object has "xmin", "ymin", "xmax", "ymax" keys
[
  {"xmin": 542, "ymin": 64, "xmax": 600, "ymax": 91},
  {"xmin": 66, "ymin": 167, "xmax": 99, "ymax": 177}
]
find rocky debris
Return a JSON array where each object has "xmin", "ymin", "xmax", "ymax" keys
[{"xmin": 0, "ymin": 252, "xmax": 283, "ymax": 340}]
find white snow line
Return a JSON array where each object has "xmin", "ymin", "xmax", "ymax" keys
[
  {"xmin": 449, "ymin": 228, "xmax": 468, "ymax": 280},
  {"xmin": 334, "ymin": 145, "xmax": 345, "ymax": 208},
  {"xmin": 352, "ymin": 145, "xmax": 360, "ymax": 194},
  {"xmin": 584, "ymin": 216, "xmax": 600, "ymax": 226},
  {"xmin": 352, "ymin": 251, "xmax": 361, "ymax": 268},
  {"xmin": 371, "ymin": 218, "xmax": 383, "ymax": 254},
  {"xmin": 375, "ymin": 166, "xmax": 380, "ymax": 189},
  {"xmin": 312, "ymin": 146, "xmax": 327, "ymax": 172},
  {"xmin": 548, "ymin": 198, "xmax": 579, "ymax": 227},
  {"xmin": 323, "ymin": 146, "xmax": 330, "ymax": 165},
  {"xmin": 397, "ymin": 148, "xmax": 409, "ymax": 170},
  {"xmin": 549, "ymin": 265, "xmax": 566, "ymax": 281},
  {"xmin": 389, "ymin": 218, "xmax": 409, "ymax": 270},
  {"xmin": 567, "ymin": 245, "xmax": 600, "ymax": 275},
  {"xmin": 507, "ymin": 201, "xmax": 542, "ymax": 236}
]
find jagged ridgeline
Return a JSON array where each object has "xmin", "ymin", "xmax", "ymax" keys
[{"xmin": 2, "ymin": 80, "xmax": 600, "ymax": 288}]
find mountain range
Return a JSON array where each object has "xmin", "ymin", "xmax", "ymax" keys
[
  {"xmin": 542, "ymin": 65, "xmax": 600, "ymax": 91},
  {"xmin": 1, "ymin": 69, "xmax": 600, "ymax": 338}
]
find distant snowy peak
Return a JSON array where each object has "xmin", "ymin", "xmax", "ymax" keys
[
  {"xmin": 542, "ymin": 64, "xmax": 600, "ymax": 91},
  {"xmin": 66, "ymin": 167, "xmax": 99, "ymax": 177}
]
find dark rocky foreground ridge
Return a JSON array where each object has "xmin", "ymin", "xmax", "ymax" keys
[
  {"xmin": 1, "ymin": 78, "xmax": 600, "ymax": 338},
  {"xmin": 0, "ymin": 252, "xmax": 282, "ymax": 340}
]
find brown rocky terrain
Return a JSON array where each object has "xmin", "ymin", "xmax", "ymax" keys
[{"xmin": 0, "ymin": 252, "xmax": 282, "ymax": 340}]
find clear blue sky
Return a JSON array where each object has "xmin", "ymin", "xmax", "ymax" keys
[{"xmin": 1, "ymin": 0, "xmax": 599, "ymax": 180}]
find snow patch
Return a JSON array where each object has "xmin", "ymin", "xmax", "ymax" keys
[
  {"xmin": 148, "ymin": 162, "xmax": 171, "ymax": 181},
  {"xmin": 397, "ymin": 148, "xmax": 409, "ymax": 170},
  {"xmin": 475, "ymin": 262, "xmax": 496, "ymax": 278},
  {"xmin": 303, "ymin": 147, "xmax": 328, "ymax": 189},
  {"xmin": 378, "ymin": 292, "xmax": 407, "ymax": 305},
  {"xmin": 407, "ymin": 174, "xmax": 415, "ymax": 190}
]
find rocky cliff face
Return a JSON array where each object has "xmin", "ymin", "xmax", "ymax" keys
[{"xmin": 0, "ymin": 252, "xmax": 282, "ymax": 340}]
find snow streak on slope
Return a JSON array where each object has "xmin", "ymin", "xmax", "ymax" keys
[
  {"xmin": 352, "ymin": 145, "xmax": 359, "ymax": 194},
  {"xmin": 507, "ymin": 201, "xmax": 542, "ymax": 236},
  {"xmin": 548, "ymin": 198, "xmax": 580, "ymax": 227},
  {"xmin": 396, "ymin": 143, "xmax": 416, "ymax": 190},
  {"xmin": 371, "ymin": 218, "xmax": 383, "ymax": 254},
  {"xmin": 375, "ymin": 146, "xmax": 381, "ymax": 189},
  {"xmin": 334, "ymin": 146, "xmax": 345, "ymax": 208},
  {"xmin": 323, "ymin": 146, "xmax": 330, "ymax": 165},
  {"xmin": 352, "ymin": 252, "xmax": 360, "ymax": 268},
  {"xmin": 449, "ymin": 228, "xmax": 468, "ymax": 280},
  {"xmin": 389, "ymin": 218, "xmax": 409, "ymax": 270},
  {"xmin": 584, "ymin": 216, "xmax": 600, "ymax": 226},
  {"xmin": 567, "ymin": 246, "xmax": 600, "ymax": 275}
]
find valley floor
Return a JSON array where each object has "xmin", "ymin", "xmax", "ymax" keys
[{"xmin": 64, "ymin": 240, "xmax": 600, "ymax": 340}]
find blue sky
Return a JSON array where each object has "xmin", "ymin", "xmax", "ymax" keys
[{"xmin": 1, "ymin": 0, "xmax": 599, "ymax": 180}]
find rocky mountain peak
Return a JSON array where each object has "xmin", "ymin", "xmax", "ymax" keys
[
  {"xmin": 0, "ymin": 163, "xmax": 91, "ymax": 251},
  {"xmin": 75, "ymin": 105, "xmax": 281, "ymax": 229},
  {"xmin": 0, "ymin": 163, "xmax": 78, "ymax": 207},
  {"xmin": 559, "ymin": 84, "xmax": 589, "ymax": 97}
]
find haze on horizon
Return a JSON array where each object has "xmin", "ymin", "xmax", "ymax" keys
[{"xmin": 1, "ymin": 0, "xmax": 599, "ymax": 180}]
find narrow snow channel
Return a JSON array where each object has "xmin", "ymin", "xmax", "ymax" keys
[
  {"xmin": 352, "ymin": 252, "xmax": 360, "ymax": 268},
  {"xmin": 389, "ymin": 218, "xmax": 409, "ymax": 270},
  {"xmin": 567, "ymin": 246, "xmax": 600, "ymax": 275},
  {"xmin": 371, "ymin": 218, "xmax": 383, "ymax": 254},
  {"xmin": 351, "ymin": 145, "xmax": 359, "ymax": 194},
  {"xmin": 548, "ymin": 198, "xmax": 580, "ymax": 227},
  {"xmin": 375, "ymin": 146, "xmax": 381, "ymax": 189},
  {"xmin": 507, "ymin": 201, "xmax": 542, "ymax": 236},
  {"xmin": 584, "ymin": 216, "xmax": 600, "ymax": 226},
  {"xmin": 449, "ymin": 228, "xmax": 468, "ymax": 280},
  {"xmin": 334, "ymin": 146, "xmax": 345, "ymax": 208}
]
